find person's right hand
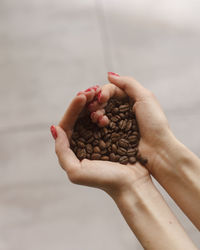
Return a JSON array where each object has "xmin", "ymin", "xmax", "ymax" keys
[{"xmin": 89, "ymin": 73, "xmax": 173, "ymax": 175}]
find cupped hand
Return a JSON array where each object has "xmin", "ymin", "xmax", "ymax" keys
[
  {"xmin": 53, "ymin": 85, "xmax": 150, "ymax": 199},
  {"xmin": 94, "ymin": 73, "xmax": 172, "ymax": 175}
]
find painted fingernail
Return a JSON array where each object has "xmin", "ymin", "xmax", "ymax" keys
[
  {"xmin": 50, "ymin": 125, "xmax": 57, "ymax": 140},
  {"xmin": 97, "ymin": 90, "xmax": 102, "ymax": 103},
  {"xmin": 92, "ymin": 85, "xmax": 100, "ymax": 91},
  {"xmin": 77, "ymin": 91, "xmax": 83, "ymax": 96},
  {"xmin": 98, "ymin": 115, "xmax": 103, "ymax": 122},
  {"xmin": 84, "ymin": 87, "xmax": 92, "ymax": 92},
  {"xmin": 108, "ymin": 72, "xmax": 120, "ymax": 77}
]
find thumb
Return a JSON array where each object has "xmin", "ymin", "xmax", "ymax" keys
[
  {"xmin": 107, "ymin": 72, "xmax": 150, "ymax": 101},
  {"xmin": 51, "ymin": 125, "xmax": 80, "ymax": 173}
]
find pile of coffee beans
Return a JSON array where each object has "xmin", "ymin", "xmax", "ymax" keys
[{"xmin": 70, "ymin": 98, "xmax": 147, "ymax": 165}]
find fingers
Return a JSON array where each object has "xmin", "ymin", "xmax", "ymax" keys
[
  {"xmin": 98, "ymin": 83, "xmax": 127, "ymax": 103},
  {"xmin": 59, "ymin": 94, "xmax": 87, "ymax": 135},
  {"xmin": 108, "ymin": 73, "xmax": 150, "ymax": 101}
]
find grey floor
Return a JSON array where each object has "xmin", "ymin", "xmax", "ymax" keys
[{"xmin": 0, "ymin": 0, "xmax": 200, "ymax": 249}]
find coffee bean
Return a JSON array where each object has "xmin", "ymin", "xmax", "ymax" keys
[
  {"xmin": 105, "ymin": 141, "xmax": 111, "ymax": 148},
  {"xmin": 129, "ymin": 156, "xmax": 136, "ymax": 164},
  {"xmin": 111, "ymin": 116, "xmax": 119, "ymax": 122},
  {"xmin": 93, "ymin": 139, "xmax": 99, "ymax": 146},
  {"xmin": 101, "ymin": 156, "xmax": 109, "ymax": 161},
  {"xmin": 87, "ymin": 136, "xmax": 94, "ymax": 143},
  {"xmin": 119, "ymin": 139, "xmax": 129, "ymax": 148},
  {"xmin": 127, "ymin": 148, "xmax": 137, "ymax": 156},
  {"xmin": 109, "ymin": 121, "xmax": 116, "ymax": 129},
  {"xmin": 86, "ymin": 144, "xmax": 93, "ymax": 154},
  {"xmin": 94, "ymin": 146, "xmax": 101, "ymax": 153},
  {"xmin": 119, "ymin": 156, "xmax": 129, "ymax": 165},
  {"xmin": 119, "ymin": 120, "xmax": 126, "ymax": 130},
  {"xmin": 84, "ymin": 131, "xmax": 93, "ymax": 140},
  {"xmin": 99, "ymin": 140, "xmax": 106, "ymax": 149},
  {"xmin": 113, "ymin": 107, "xmax": 119, "ymax": 114},
  {"xmin": 77, "ymin": 141, "xmax": 85, "ymax": 148},
  {"xmin": 117, "ymin": 147, "xmax": 127, "ymax": 156},
  {"xmin": 111, "ymin": 132, "xmax": 120, "ymax": 142},
  {"xmin": 125, "ymin": 120, "xmax": 132, "ymax": 131},
  {"xmin": 119, "ymin": 103, "xmax": 130, "ymax": 112},
  {"xmin": 70, "ymin": 139, "xmax": 76, "ymax": 147},
  {"xmin": 77, "ymin": 148, "xmax": 86, "ymax": 160},
  {"xmin": 91, "ymin": 153, "xmax": 101, "ymax": 160},
  {"xmin": 109, "ymin": 153, "xmax": 117, "ymax": 162},
  {"xmin": 101, "ymin": 149, "xmax": 107, "ymax": 155},
  {"xmin": 129, "ymin": 135, "xmax": 138, "ymax": 143},
  {"xmin": 112, "ymin": 144, "xmax": 117, "ymax": 153}
]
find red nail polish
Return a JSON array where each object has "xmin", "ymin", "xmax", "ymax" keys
[
  {"xmin": 85, "ymin": 87, "xmax": 93, "ymax": 92},
  {"xmin": 92, "ymin": 85, "xmax": 100, "ymax": 91},
  {"xmin": 108, "ymin": 72, "xmax": 120, "ymax": 77},
  {"xmin": 77, "ymin": 91, "xmax": 83, "ymax": 96},
  {"xmin": 50, "ymin": 125, "xmax": 57, "ymax": 140},
  {"xmin": 98, "ymin": 115, "xmax": 103, "ymax": 122},
  {"xmin": 97, "ymin": 90, "xmax": 102, "ymax": 103}
]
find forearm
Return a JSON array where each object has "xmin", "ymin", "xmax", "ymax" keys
[
  {"xmin": 113, "ymin": 178, "xmax": 197, "ymax": 250},
  {"xmin": 153, "ymin": 131, "xmax": 200, "ymax": 230}
]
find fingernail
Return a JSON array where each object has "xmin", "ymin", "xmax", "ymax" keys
[
  {"xmin": 98, "ymin": 115, "xmax": 103, "ymax": 122},
  {"xmin": 97, "ymin": 90, "xmax": 102, "ymax": 103},
  {"xmin": 108, "ymin": 72, "xmax": 120, "ymax": 77},
  {"xmin": 50, "ymin": 125, "xmax": 57, "ymax": 140},
  {"xmin": 77, "ymin": 91, "xmax": 83, "ymax": 96},
  {"xmin": 84, "ymin": 87, "xmax": 94, "ymax": 92},
  {"xmin": 92, "ymin": 85, "xmax": 100, "ymax": 91}
]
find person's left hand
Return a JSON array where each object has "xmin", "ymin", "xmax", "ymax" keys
[{"xmin": 52, "ymin": 85, "xmax": 150, "ymax": 200}]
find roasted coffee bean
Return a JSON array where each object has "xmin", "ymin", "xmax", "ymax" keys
[
  {"xmin": 84, "ymin": 131, "xmax": 93, "ymax": 140},
  {"xmin": 77, "ymin": 141, "xmax": 85, "ymax": 148},
  {"xmin": 77, "ymin": 148, "xmax": 86, "ymax": 160},
  {"xmin": 129, "ymin": 135, "xmax": 138, "ymax": 143},
  {"xmin": 125, "ymin": 120, "xmax": 132, "ymax": 131},
  {"xmin": 113, "ymin": 107, "xmax": 119, "ymax": 114},
  {"xmin": 119, "ymin": 156, "xmax": 129, "ymax": 165},
  {"xmin": 86, "ymin": 144, "xmax": 93, "ymax": 154},
  {"xmin": 101, "ymin": 149, "xmax": 107, "ymax": 155},
  {"xmin": 93, "ymin": 139, "xmax": 99, "ymax": 146},
  {"xmin": 87, "ymin": 153, "xmax": 90, "ymax": 159},
  {"xmin": 119, "ymin": 113, "xmax": 125, "ymax": 118},
  {"xmin": 119, "ymin": 139, "xmax": 129, "ymax": 148},
  {"xmin": 94, "ymin": 146, "xmax": 101, "ymax": 153},
  {"xmin": 112, "ymin": 144, "xmax": 117, "ymax": 153},
  {"xmin": 101, "ymin": 156, "xmax": 109, "ymax": 161},
  {"xmin": 129, "ymin": 156, "xmax": 136, "ymax": 164},
  {"xmin": 105, "ymin": 141, "xmax": 111, "ymax": 148},
  {"xmin": 119, "ymin": 104, "xmax": 130, "ymax": 112},
  {"xmin": 91, "ymin": 153, "xmax": 101, "ymax": 160},
  {"xmin": 111, "ymin": 116, "xmax": 119, "ymax": 122},
  {"xmin": 104, "ymin": 133, "xmax": 111, "ymax": 141},
  {"xmin": 117, "ymin": 147, "xmax": 127, "ymax": 156},
  {"xmin": 109, "ymin": 121, "xmax": 116, "ymax": 129},
  {"xmin": 70, "ymin": 139, "xmax": 76, "ymax": 147},
  {"xmin": 109, "ymin": 153, "xmax": 117, "ymax": 162},
  {"xmin": 99, "ymin": 140, "xmax": 106, "ymax": 149},
  {"xmin": 111, "ymin": 132, "xmax": 120, "ymax": 142},
  {"xmin": 87, "ymin": 136, "xmax": 94, "ymax": 143},
  {"xmin": 127, "ymin": 148, "xmax": 137, "ymax": 156},
  {"xmin": 119, "ymin": 120, "xmax": 126, "ymax": 130}
]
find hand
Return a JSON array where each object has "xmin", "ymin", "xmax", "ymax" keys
[
  {"xmin": 89, "ymin": 73, "xmax": 172, "ymax": 175},
  {"xmin": 53, "ymin": 85, "xmax": 150, "ymax": 199}
]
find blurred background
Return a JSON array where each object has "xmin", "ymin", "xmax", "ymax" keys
[{"xmin": 0, "ymin": 0, "xmax": 200, "ymax": 249}]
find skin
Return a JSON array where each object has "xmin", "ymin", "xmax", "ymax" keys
[{"xmin": 51, "ymin": 74, "xmax": 199, "ymax": 249}]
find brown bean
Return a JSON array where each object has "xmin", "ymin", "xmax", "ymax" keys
[{"xmin": 91, "ymin": 153, "xmax": 101, "ymax": 160}]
